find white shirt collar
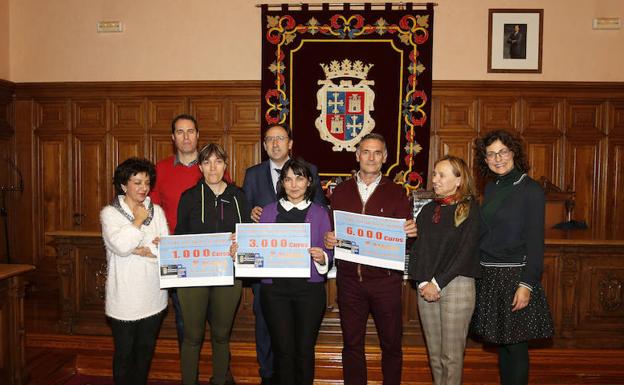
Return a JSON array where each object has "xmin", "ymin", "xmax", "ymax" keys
[
  {"xmin": 355, "ymin": 171, "xmax": 382, "ymax": 205},
  {"xmin": 356, "ymin": 171, "xmax": 382, "ymax": 186},
  {"xmin": 269, "ymin": 158, "xmax": 289, "ymax": 172},
  {"xmin": 279, "ymin": 198, "xmax": 311, "ymax": 211}
]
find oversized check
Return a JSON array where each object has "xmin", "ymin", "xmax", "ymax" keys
[
  {"xmin": 333, "ymin": 210, "xmax": 406, "ymax": 270},
  {"xmin": 158, "ymin": 233, "xmax": 233, "ymax": 288},
  {"xmin": 235, "ymin": 223, "xmax": 311, "ymax": 278}
]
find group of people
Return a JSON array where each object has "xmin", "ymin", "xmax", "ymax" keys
[{"xmin": 100, "ymin": 112, "xmax": 553, "ymax": 385}]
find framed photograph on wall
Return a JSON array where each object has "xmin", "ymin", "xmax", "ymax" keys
[{"xmin": 488, "ymin": 9, "xmax": 543, "ymax": 73}]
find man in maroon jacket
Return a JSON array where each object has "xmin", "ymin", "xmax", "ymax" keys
[{"xmin": 324, "ymin": 133, "xmax": 417, "ymax": 385}]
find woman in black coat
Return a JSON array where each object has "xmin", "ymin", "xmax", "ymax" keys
[{"xmin": 471, "ymin": 130, "xmax": 554, "ymax": 385}]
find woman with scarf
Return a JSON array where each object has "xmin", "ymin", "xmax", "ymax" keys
[
  {"xmin": 471, "ymin": 130, "xmax": 554, "ymax": 385},
  {"xmin": 100, "ymin": 157, "xmax": 168, "ymax": 385},
  {"xmin": 175, "ymin": 143, "xmax": 251, "ymax": 385},
  {"xmin": 408, "ymin": 155, "xmax": 481, "ymax": 385}
]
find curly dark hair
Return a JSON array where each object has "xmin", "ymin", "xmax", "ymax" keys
[
  {"xmin": 112, "ymin": 157, "xmax": 156, "ymax": 195},
  {"xmin": 276, "ymin": 158, "xmax": 316, "ymax": 202},
  {"xmin": 474, "ymin": 129, "xmax": 530, "ymax": 178}
]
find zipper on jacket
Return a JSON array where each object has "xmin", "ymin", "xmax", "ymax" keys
[
  {"xmin": 356, "ymin": 178, "xmax": 387, "ymax": 282},
  {"xmin": 357, "ymin": 186, "xmax": 368, "ymax": 283}
]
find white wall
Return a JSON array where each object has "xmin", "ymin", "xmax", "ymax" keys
[{"xmin": 7, "ymin": 0, "xmax": 624, "ymax": 82}]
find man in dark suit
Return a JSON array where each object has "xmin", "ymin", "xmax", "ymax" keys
[
  {"xmin": 507, "ymin": 24, "xmax": 525, "ymax": 59},
  {"xmin": 242, "ymin": 124, "xmax": 325, "ymax": 385}
]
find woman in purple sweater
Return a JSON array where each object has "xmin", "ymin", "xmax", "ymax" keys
[{"xmin": 258, "ymin": 158, "xmax": 332, "ymax": 385}]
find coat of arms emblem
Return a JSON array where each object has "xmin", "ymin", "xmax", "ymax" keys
[{"xmin": 315, "ymin": 59, "xmax": 375, "ymax": 152}]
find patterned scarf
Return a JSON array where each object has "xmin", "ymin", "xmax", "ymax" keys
[
  {"xmin": 432, "ymin": 194, "xmax": 471, "ymax": 227},
  {"xmin": 111, "ymin": 195, "xmax": 154, "ymax": 226}
]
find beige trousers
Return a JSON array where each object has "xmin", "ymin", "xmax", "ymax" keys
[{"xmin": 418, "ymin": 275, "xmax": 476, "ymax": 385}]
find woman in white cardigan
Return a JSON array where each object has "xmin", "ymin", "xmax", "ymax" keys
[{"xmin": 100, "ymin": 157, "xmax": 169, "ymax": 385}]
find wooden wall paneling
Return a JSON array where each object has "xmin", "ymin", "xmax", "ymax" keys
[
  {"xmin": 228, "ymin": 98, "xmax": 261, "ymax": 185},
  {"xmin": 542, "ymin": 254, "xmax": 560, "ymax": 336},
  {"xmin": 190, "ymin": 97, "xmax": 225, "ymax": 136},
  {"xmin": 523, "ymin": 135, "xmax": 562, "ymax": 185},
  {"xmin": 434, "ymin": 135, "xmax": 475, "ymax": 167},
  {"xmin": 610, "ymin": 102, "xmax": 624, "ymax": 137},
  {"xmin": 325, "ymin": 278, "xmax": 339, "ymax": 314},
  {"xmin": 149, "ymin": 134, "xmax": 176, "ymax": 164},
  {"xmin": 72, "ymin": 100, "xmax": 108, "ymax": 133},
  {"xmin": 13, "ymin": 100, "xmax": 35, "ymax": 265},
  {"xmin": 564, "ymin": 137, "xmax": 605, "ymax": 233},
  {"xmin": 35, "ymin": 133, "xmax": 72, "ymax": 255},
  {"xmin": 521, "ymin": 98, "xmax": 563, "ymax": 135},
  {"xmin": 605, "ymin": 139, "xmax": 624, "ymax": 238},
  {"xmin": 111, "ymin": 98, "xmax": 146, "ymax": 131},
  {"xmin": 229, "ymin": 99, "xmax": 261, "ymax": 132},
  {"xmin": 0, "ymin": 81, "xmax": 13, "ymax": 133},
  {"xmin": 0, "ymin": 136, "xmax": 14, "ymax": 185},
  {"xmin": 34, "ymin": 132, "xmax": 72, "ymax": 295},
  {"xmin": 227, "ymin": 132, "xmax": 260, "ymax": 187},
  {"xmin": 566, "ymin": 100, "xmax": 605, "ymax": 136},
  {"xmin": 148, "ymin": 97, "xmax": 188, "ymax": 132},
  {"xmin": 111, "ymin": 133, "xmax": 147, "ymax": 166},
  {"xmin": 428, "ymin": 97, "xmax": 478, "ymax": 179},
  {"xmin": 0, "ymin": 110, "xmax": 14, "ymax": 262},
  {"xmin": 0, "ymin": 279, "xmax": 10, "ymax": 381},
  {"xmin": 479, "ymin": 98, "xmax": 519, "ymax": 134},
  {"xmin": 436, "ymin": 97, "xmax": 478, "ymax": 134},
  {"xmin": 0, "ymin": 265, "xmax": 33, "ymax": 385},
  {"xmin": 0, "ymin": 134, "xmax": 13, "ymax": 263},
  {"xmin": 73, "ymin": 134, "xmax": 109, "ymax": 231},
  {"xmin": 402, "ymin": 282, "xmax": 424, "ymax": 345},
  {"xmin": 575, "ymin": 254, "xmax": 624, "ymax": 346},
  {"xmin": 74, "ymin": 244, "xmax": 109, "ymax": 335},
  {"xmin": 558, "ymin": 253, "xmax": 579, "ymax": 339},
  {"xmin": 33, "ymin": 99, "xmax": 70, "ymax": 132}
]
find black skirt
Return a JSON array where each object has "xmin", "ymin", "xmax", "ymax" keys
[{"xmin": 470, "ymin": 265, "xmax": 554, "ymax": 345}]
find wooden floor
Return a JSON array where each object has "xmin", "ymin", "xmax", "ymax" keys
[
  {"xmin": 25, "ymin": 332, "xmax": 624, "ymax": 385},
  {"xmin": 23, "ymin": 294, "xmax": 624, "ymax": 385}
]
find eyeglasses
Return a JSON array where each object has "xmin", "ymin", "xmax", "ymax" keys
[
  {"xmin": 264, "ymin": 135, "xmax": 288, "ymax": 143},
  {"xmin": 485, "ymin": 148, "xmax": 512, "ymax": 160}
]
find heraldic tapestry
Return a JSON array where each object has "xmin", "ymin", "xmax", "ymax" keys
[{"xmin": 261, "ymin": 3, "xmax": 434, "ymax": 191}]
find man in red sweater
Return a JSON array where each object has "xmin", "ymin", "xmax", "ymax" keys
[
  {"xmin": 151, "ymin": 114, "xmax": 201, "ymax": 232},
  {"xmin": 150, "ymin": 113, "xmax": 201, "ymax": 350},
  {"xmin": 324, "ymin": 133, "xmax": 417, "ymax": 385}
]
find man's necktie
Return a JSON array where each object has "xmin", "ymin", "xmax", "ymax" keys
[{"xmin": 274, "ymin": 168, "xmax": 281, "ymax": 192}]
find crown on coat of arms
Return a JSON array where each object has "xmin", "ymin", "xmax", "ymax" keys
[{"xmin": 320, "ymin": 59, "xmax": 373, "ymax": 80}]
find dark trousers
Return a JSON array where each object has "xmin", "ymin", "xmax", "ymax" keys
[
  {"xmin": 337, "ymin": 270, "xmax": 403, "ymax": 385},
  {"xmin": 499, "ymin": 342, "xmax": 529, "ymax": 385},
  {"xmin": 261, "ymin": 279, "xmax": 326, "ymax": 385},
  {"xmin": 252, "ymin": 282, "xmax": 274, "ymax": 378},
  {"xmin": 109, "ymin": 311, "xmax": 164, "ymax": 385}
]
